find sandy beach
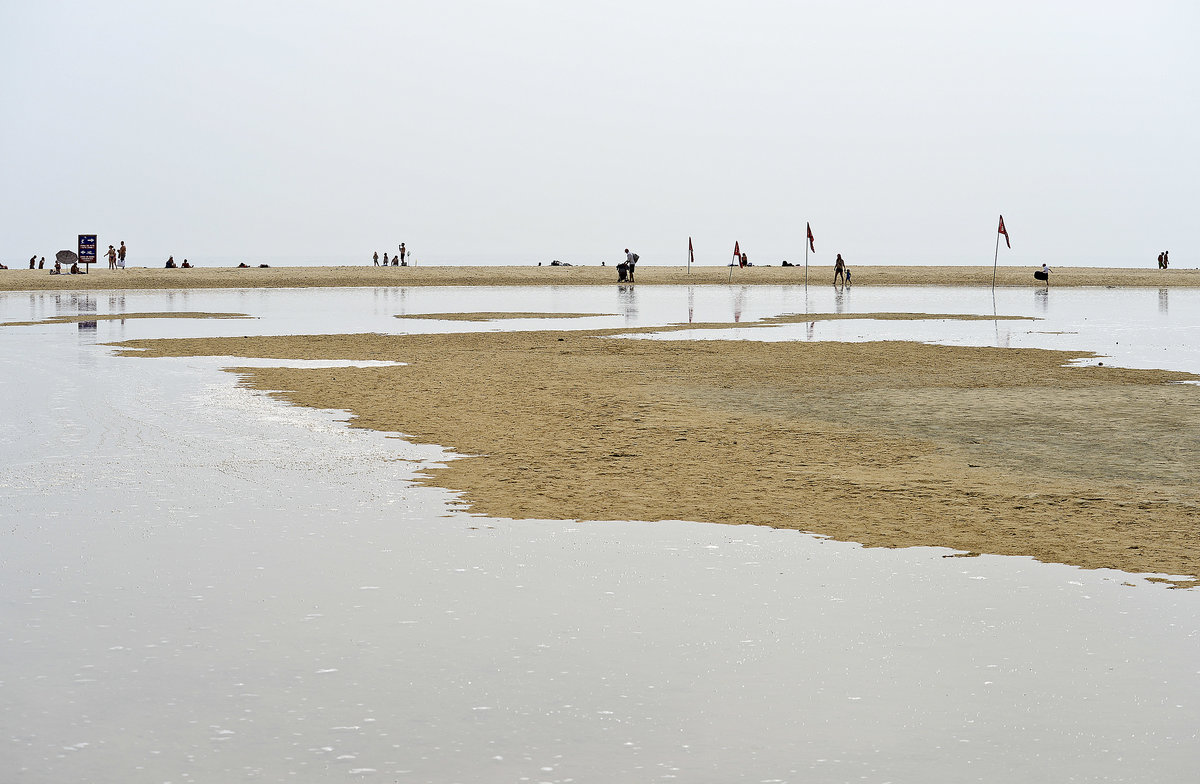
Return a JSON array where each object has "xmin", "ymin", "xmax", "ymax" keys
[
  {"xmin": 3, "ymin": 264, "xmax": 1199, "ymax": 291},
  {"xmin": 112, "ymin": 315, "xmax": 1200, "ymax": 583}
]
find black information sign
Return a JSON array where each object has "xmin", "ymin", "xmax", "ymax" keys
[{"xmin": 78, "ymin": 234, "xmax": 97, "ymax": 266}]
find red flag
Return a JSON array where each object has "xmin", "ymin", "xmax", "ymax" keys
[
  {"xmin": 806, "ymin": 222, "xmax": 815, "ymax": 253},
  {"xmin": 688, "ymin": 236, "xmax": 694, "ymax": 265},
  {"xmin": 998, "ymin": 215, "xmax": 1011, "ymax": 249}
]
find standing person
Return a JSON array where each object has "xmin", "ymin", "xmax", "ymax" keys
[
  {"xmin": 383, "ymin": 252, "xmax": 389, "ymax": 266},
  {"xmin": 29, "ymin": 255, "xmax": 36, "ymax": 269},
  {"xmin": 118, "ymin": 241, "xmax": 127, "ymax": 268},
  {"xmin": 1164, "ymin": 250, "xmax": 1170, "ymax": 268},
  {"xmin": 38, "ymin": 257, "xmax": 45, "ymax": 269},
  {"xmin": 399, "ymin": 243, "xmax": 406, "ymax": 266},
  {"xmin": 833, "ymin": 253, "xmax": 846, "ymax": 284},
  {"xmin": 1158, "ymin": 252, "xmax": 1165, "ymax": 269},
  {"xmin": 373, "ymin": 251, "xmax": 379, "ymax": 266},
  {"xmin": 107, "ymin": 245, "xmax": 117, "ymax": 269}
]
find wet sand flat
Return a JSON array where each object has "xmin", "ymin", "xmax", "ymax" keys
[
  {"xmin": 114, "ymin": 324, "xmax": 1200, "ymax": 582},
  {"xmin": 4, "ymin": 264, "xmax": 1200, "ymax": 291}
]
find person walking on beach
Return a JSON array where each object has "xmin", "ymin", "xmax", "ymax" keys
[
  {"xmin": 399, "ymin": 243, "xmax": 406, "ymax": 265},
  {"xmin": 38, "ymin": 257, "xmax": 44, "ymax": 269},
  {"xmin": 383, "ymin": 252, "xmax": 390, "ymax": 266},
  {"xmin": 1164, "ymin": 250, "xmax": 1170, "ymax": 268},
  {"xmin": 107, "ymin": 245, "xmax": 117, "ymax": 270},
  {"xmin": 373, "ymin": 251, "xmax": 380, "ymax": 266},
  {"xmin": 118, "ymin": 241, "xmax": 127, "ymax": 268},
  {"xmin": 833, "ymin": 253, "xmax": 846, "ymax": 284},
  {"xmin": 29, "ymin": 255, "xmax": 36, "ymax": 269},
  {"xmin": 1158, "ymin": 251, "xmax": 1165, "ymax": 269}
]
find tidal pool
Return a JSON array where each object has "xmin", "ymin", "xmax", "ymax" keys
[{"xmin": 1, "ymin": 285, "xmax": 1198, "ymax": 783}]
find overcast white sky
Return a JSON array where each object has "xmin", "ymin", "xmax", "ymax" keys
[{"xmin": 1, "ymin": 1, "xmax": 1195, "ymax": 267}]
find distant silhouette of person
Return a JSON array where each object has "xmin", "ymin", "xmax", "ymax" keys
[
  {"xmin": 70, "ymin": 262, "xmax": 81, "ymax": 274},
  {"xmin": 1158, "ymin": 251, "xmax": 1165, "ymax": 269},
  {"xmin": 165, "ymin": 256, "xmax": 177, "ymax": 268},
  {"xmin": 38, "ymin": 256, "xmax": 44, "ymax": 269},
  {"xmin": 1164, "ymin": 250, "xmax": 1170, "ymax": 268},
  {"xmin": 399, "ymin": 243, "xmax": 406, "ymax": 265},
  {"xmin": 29, "ymin": 255, "xmax": 36, "ymax": 269},
  {"xmin": 107, "ymin": 245, "xmax": 117, "ymax": 269},
  {"xmin": 833, "ymin": 253, "xmax": 846, "ymax": 284},
  {"xmin": 373, "ymin": 251, "xmax": 379, "ymax": 266},
  {"xmin": 118, "ymin": 241, "xmax": 127, "ymax": 268},
  {"xmin": 181, "ymin": 259, "xmax": 192, "ymax": 268}
]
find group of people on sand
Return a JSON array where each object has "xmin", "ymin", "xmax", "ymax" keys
[
  {"xmin": 1157, "ymin": 250, "xmax": 1171, "ymax": 269},
  {"xmin": 164, "ymin": 256, "xmax": 194, "ymax": 268},
  {"xmin": 106, "ymin": 242, "xmax": 127, "ymax": 269},
  {"xmin": 373, "ymin": 243, "xmax": 409, "ymax": 266}
]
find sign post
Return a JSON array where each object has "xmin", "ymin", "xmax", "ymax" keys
[{"xmin": 78, "ymin": 234, "xmax": 97, "ymax": 274}]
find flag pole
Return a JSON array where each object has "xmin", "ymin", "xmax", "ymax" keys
[
  {"xmin": 804, "ymin": 235, "xmax": 809, "ymax": 290},
  {"xmin": 991, "ymin": 231, "xmax": 1000, "ymax": 290}
]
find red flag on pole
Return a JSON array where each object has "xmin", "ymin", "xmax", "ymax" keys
[
  {"xmin": 733, "ymin": 240, "xmax": 740, "ymax": 259},
  {"xmin": 806, "ymin": 222, "xmax": 815, "ymax": 253},
  {"xmin": 998, "ymin": 215, "xmax": 1011, "ymax": 249}
]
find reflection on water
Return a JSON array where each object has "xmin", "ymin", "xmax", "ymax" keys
[
  {"xmin": 2, "ymin": 284, "xmax": 1199, "ymax": 782},
  {"xmin": 1160, "ymin": 287, "xmax": 1169, "ymax": 314}
]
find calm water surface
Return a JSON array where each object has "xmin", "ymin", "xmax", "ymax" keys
[{"xmin": 2, "ymin": 285, "xmax": 1197, "ymax": 783}]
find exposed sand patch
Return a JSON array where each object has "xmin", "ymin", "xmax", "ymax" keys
[
  {"xmin": 1, "ymin": 311, "xmax": 252, "ymax": 327},
  {"xmin": 395, "ymin": 312, "xmax": 614, "ymax": 321},
  {"xmin": 112, "ymin": 326, "xmax": 1200, "ymax": 582},
  {"xmin": 3, "ymin": 264, "xmax": 1198, "ymax": 291}
]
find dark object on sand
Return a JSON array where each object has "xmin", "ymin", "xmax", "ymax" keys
[
  {"xmin": 259, "ymin": 264, "xmax": 270, "ymax": 268},
  {"xmin": 550, "ymin": 260, "xmax": 571, "ymax": 266},
  {"xmin": 238, "ymin": 263, "xmax": 250, "ymax": 268},
  {"xmin": 1033, "ymin": 270, "xmax": 1049, "ymax": 281},
  {"xmin": 56, "ymin": 250, "xmax": 79, "ymax": 266},
  {"xmin": 617, "ymin": 259, "xmax": 637, "ymax": 282}
]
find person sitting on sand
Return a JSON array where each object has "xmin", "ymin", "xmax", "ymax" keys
[
  {"xmin": 0, "ymin": 262, "xmax": 9, "ymax": 269},
  {"xmin": 181, "ymin": 259, "xmax": 192, "ymax": 268},
  {"xmin": 165, "ymin": 256, "xmax": 177, "ymax": 268},
  {"xmin": 833, "ymin": 253, "xmax": 846, "ymax": 284},
  {"xmin": 238, "ymin": 262, "xmax": 250, "ymax": 268},
  {"xmin": 69, "ymin": 262, "xmax": 81, "ymax": 274},
  {"xmin": 50, "ymin": 261, "xmax": 60, "ymax": 274}
]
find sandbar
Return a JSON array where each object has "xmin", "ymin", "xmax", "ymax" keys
[
  {"xmin": 112, "ymin": 322, "xmax": 1200, "ymax": 583},
  {"xmin": 3, "ymin": 264, "xmax": 1199, "ymax": 291}
]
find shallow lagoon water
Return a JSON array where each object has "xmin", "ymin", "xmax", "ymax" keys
[{"xmin": 2, "ymin": 285, "xmax": 1198, "ymax": 783}]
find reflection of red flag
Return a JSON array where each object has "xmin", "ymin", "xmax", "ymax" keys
[
  {"xmin": 806, "ymin": 222, "xmax": 815, "ymax": 253},
  {"xmin": 688, "ymin": 236, "xmax": 694, "ymax": 265},
  {"xmin": 998, "ymin": 215, "xmax": 1011, "ymax": 248}
]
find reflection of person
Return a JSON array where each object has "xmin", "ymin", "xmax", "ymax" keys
[
  {"xmin": 118, "ymin": 241, "xmax": 127, "ymax": 268},
  {"xmin": 833, "ymin": 253, "xmax": 846, "ymax": 284}
]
